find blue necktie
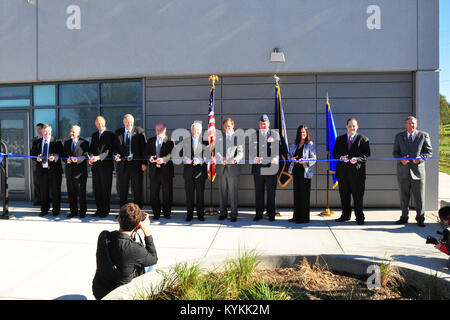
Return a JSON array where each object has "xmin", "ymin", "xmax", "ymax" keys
[
  {"xmin": 43, "ymin": 141, "xmax": 48, "ymax": 164},
  {"xmin": 72, "ymin": 140, "xmax": 76, "ymax": 153}
]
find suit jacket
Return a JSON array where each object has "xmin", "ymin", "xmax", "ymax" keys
[
  {"xmin": 63, "ymin": 137, "xmax": 89, "ymax": 179},
  {"xmin": 89, "ymin": 130, "xmax": 115, "ymax": 172},
  {"xmin": 181, "ymin": 137, "xmax": 208, "ymax": 180},
  {"xmin": 332, "ymin": 133, "xmax": 370, "ymax": 180},
  {"xmin": 393, "ymin": 130, "xmax": 432, "ymax": 180},
  {"xmin": 144, "ymin": 135, "xmax": 175, "ymax": 178},
  {"xmin": 215, "ymin": 133, "xmax": 244, "ymax": 177},
  {"xmin": 288, "ymin": 141, "xmax": 317, "ymax": 179},
  {"xmin": 114, "ymin": 126, "xmax": 147, "ymax": 168},
  {"xmin": 30, "ymin": 136, "xmax": 64, "ymax": 175},
  {"xmin": 30, "ymin": 136, "xmax": 42, "ymax": 172},
  {"xmin": 251, "ymin": 129, "xmax": 280, "ymax": 176}
]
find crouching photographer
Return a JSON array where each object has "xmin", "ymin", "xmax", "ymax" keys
[
  {"xmin": 92, "ymin": 203, "xmax": 158, "ymax": 300},
  {"xmin": 426, "ymin": 206, "xmax": 450, "ymax": 268}
]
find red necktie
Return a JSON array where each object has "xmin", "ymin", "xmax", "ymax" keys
[{"xmin": 348, "ymin": 135, "xmax": 352, "ymax": 151}]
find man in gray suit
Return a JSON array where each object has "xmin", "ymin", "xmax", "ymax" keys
[
  {"xmin": 215, "ymin": 118, "xmax": 244, "ymax": 222},
  {"xmin": 393, "ymin": 116, "xmax": 432, "ymax": 227}
]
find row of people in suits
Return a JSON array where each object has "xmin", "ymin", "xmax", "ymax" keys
[{"xmin": 30, "ymin": 114, "xmax": 432, "ymax": 227}]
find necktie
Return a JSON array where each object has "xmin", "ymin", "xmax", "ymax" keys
[
  {"xmin": 408, "ymin": 134, "xmax": 413, "ymax": 144},
  {"xmin": 125, "ymin": 131, "xmax": 131, "ymax": 156},
  {"xmin": 99, "ymin": 131, "xmax": 102, "ymax": 139},
  {"xmin": 156, "ymin": 138, "xmax": 162, "ymax": 156},
  {"xmin": 193, "ymin": 139, "xmax": 198, "ymax": 152},
  {"xmin": 43, "ymin": 140, "xmax": 48, "ymax": 165},
  {"xmin": 348, "ymin": 135, "xmax": 353, "ymax": 151},
  {"xmin": 72, "ymin": 140, "xmax": 76, "ymax": 153}
]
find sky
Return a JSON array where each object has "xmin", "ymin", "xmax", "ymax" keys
[{"xmin": 440, "ymin": 1, "xmax": 450, "ymax": 98}]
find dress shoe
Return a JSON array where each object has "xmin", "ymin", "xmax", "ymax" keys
[
  {"xmin": 39, "ymin": 212, "xmax": 48, "ymax": 217},
  {"xmin": 230, "ymin": 217, "xmax": 237, "ymax": 222},
  {"xmin": 335, "ymin": 216, "xmax": 350, "ymax": 222},
  {"xmin": 153, "ymin": 215, "xmax": 160, "ymax": 221},
  {"xmin": 253, "ymin": 216, "xmax": 262, "ymax": 222},
  {"xmin": 79, "ymin": 212, "xmax": 86, "ymax": 219},
  {"xmin": 268, "ymin": 216, "xmax": 275, "ymax": 222},
  {"xmin": 186, "ymin": 215, "xmax": 193, "ymax": 222},
  {"xmin": 198, "ymin": 216, "xmax": 205, "ymax": 222},
  {"xmin": 163, "ymin": 214, "xmax": 171, "ymax": 219},
  {"xmin": 52, "ymin": 212, "xmax": 60, "ymax": 217},
  {"xmin": 67, "ymin": 213, "xmax": 78, "ymax": 219},
  {"xmin": 92, "ymin": 212, "xmax": 100, "ymax": 217},
  {"xmin": 296, "ymin": 220, "xmax": 309, "ymax": 224},
  {"xmin": 99, "ymin": 212, "xmax": 109, "ymax": 218},
  {"xmin": 417, "ymin": 221, "xmax": 426, "ymax": 227},
  {"xmin": 395, "ymin": 218, "xmax": 408, "ymax": 225},
  {"xmin": 218, "ymin": 215, "xmax": 227, "ymax": 221},
  {"xmin": 356, "ymin": 220, "xmax": 365, "ymax": 225}
]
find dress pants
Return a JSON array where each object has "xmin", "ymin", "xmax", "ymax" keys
[
  {"xmin": 337, "ymin": 174, "xmax": 365, "ymax": 222},
  {"xmin": 150, "ymin": 170, "xmax": 173, "ymax": 218},
  {"xmin": 293, "ymin": 170, "xmax": 311, "ymax": 223},
  {"xmin": 32, "ymin": 168, "xmax": 41, "ymax": 204},
  {"xmin": 92, "ymin": 166, "xmax": 113, "ymax": 215},
  {"xmin": 398, "ymin": 176, "xmax": 425, "ymax": 223},
  {"xmin": 253, "ymin": 174, "xmax": 277, "ymax": 219},
  {"xmin": 39, "ymin": 169, "xmax": 62, "ymax": 215},
  {"xmin": 117, "ymin": 162, "xmax": 143, "ymax": 209},
  {"xmin": 218, "ymin": 167, "xmax": 239, "ymax": 218},
  {"xmin": 66, "ymin": 172, "xmax": 87, "ymax": 215},
  {"xmin": 185, "ymin": 176, "xmax": 206, "ymax": 218}
]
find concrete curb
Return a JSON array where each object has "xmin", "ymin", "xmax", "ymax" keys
[{"xmin": 103, "ymin": 253, "xmax": 450, "ymax": 300}]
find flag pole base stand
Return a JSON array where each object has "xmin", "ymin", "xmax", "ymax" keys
[
  {"xmin": 265, "ymin": 211, "xmax": 281, "ymax": 217},
  {"xmin": 206, "ymin": 208, "xmax": 219, "ymax": 216},
  {"xmin": 319, "ymin": 209, "xmax": 334, "ymax": 217}
]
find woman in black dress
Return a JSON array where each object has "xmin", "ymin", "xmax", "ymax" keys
[{"xmin": 288, "ymin": 125, "xmax": 316, "ymax": 223}]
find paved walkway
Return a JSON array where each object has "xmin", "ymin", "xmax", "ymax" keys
[{"xmin": 0, "ymin": 172, "xmax": 449, "ymax": 300}]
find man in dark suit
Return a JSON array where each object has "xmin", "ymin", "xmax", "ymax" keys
[
  {"xmin": 30, "ymin": 124, "xmax": 63, "ymax": 217},
  {"xmin": 114, "ymin": 114, "xmax": 147, "ymax": 209},
  {"xmin": 215, "ymin": 118, "xmax": 243, "ymax": 222},
  {"xmin": 144, "ymin": 122, "xmax": 174, "ymax": 220},
  {"xmin": 332, "ymin": 117, "xmax": 371, "ymax": 225},
  {"xmin": 251, "ymin": 114, "xmax": 280, "ymax": 222},
  {"xmin": 89, "ymin": 116, "xmax": 115, "ymax": 218},
  {"xmin": 31, "ymin": 123, "xmax": 43, "ymax": 205},
  {"xmin": 393, "ymin": 116, "xmax": 432, "ymax": 227},
  {"xmin": 63, "ymin": 125, "xmax": 89, "ymax": 219},
  {"xmin": 182, "ymin": 122, "xmax": 209, "ymax": 222}
]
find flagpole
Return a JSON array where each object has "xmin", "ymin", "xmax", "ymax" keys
[
  {"xmin": 320, "ymin": 92, "xmax": 334, "ymax": 217},
  {"xmin": 208, "ymin": 75, "xmax": 219, "ymax": 216}
]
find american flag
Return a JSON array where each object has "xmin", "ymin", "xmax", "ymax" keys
[{"xmin": 207, "ymin": 75, "xmax": 218, "ymax": 182}]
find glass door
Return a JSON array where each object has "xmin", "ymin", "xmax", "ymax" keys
[{"xmin": 0, "ymin": 111, "xmax": 30, "ymax": 200}]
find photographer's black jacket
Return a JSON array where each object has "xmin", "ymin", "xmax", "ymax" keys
[{"xmin": 92, "ymin": 230, "xmax": 158, "ymax": 300}]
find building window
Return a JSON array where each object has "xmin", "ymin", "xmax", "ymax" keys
[
  {"xmin": 34, "ymin": 108, "xmax": 56, "ymax": 130},
  {"xmin": 59, "ymin": 107, "xmax": 98, "ymax": 142},
  {"xmin": 34, "ymin": 85, "xmax": 56, "ymax": 106},
  {"xmin": 60, "ymin": 83, "xmax": 98, "ymax": 106},
  {"xmin": 0, "ymin": 86, "xmax": 30, "ymax": 107},
  {"xmin": 101, "ymin": 81, "xmax": 142, "ymax": 105}
]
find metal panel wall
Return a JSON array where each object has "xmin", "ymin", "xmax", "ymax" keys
[{"xmin": 145, "ymin": 73, "xmax": 413, "ymax": 208}]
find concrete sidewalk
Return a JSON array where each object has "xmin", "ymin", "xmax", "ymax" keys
[{"xmin": 0, "ymin": 172, "xmax": 449, "ymax": 300}]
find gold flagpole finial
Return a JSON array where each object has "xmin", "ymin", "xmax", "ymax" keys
[
  {"xmin": 209, "ymin": 75, "xmax": 219, "ymax": 86},
  {"xmin": 274, "ymin": 74, "xmax": 280, "ymax": 85},
  {"xmin": 326, "ymin": 91, "xmax": 329, "ymax": 103}
]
